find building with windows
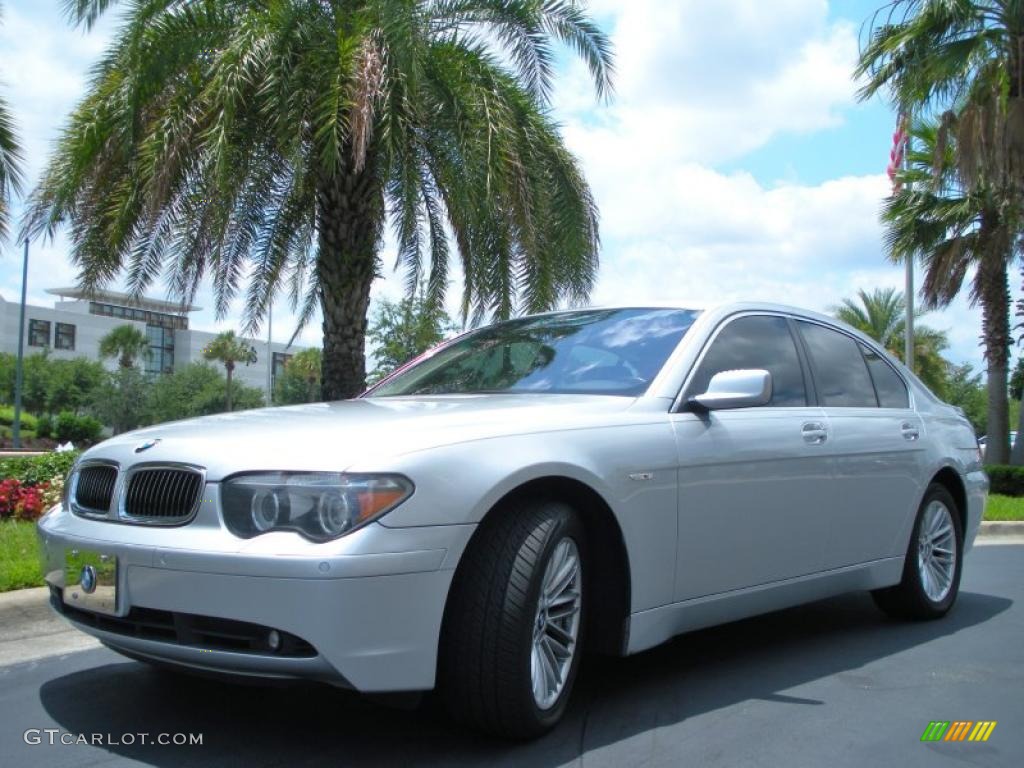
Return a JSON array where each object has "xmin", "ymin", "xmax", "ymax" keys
[{"xmin": 0, "ymin": 287, "xmax": 304, "ymax": 396}]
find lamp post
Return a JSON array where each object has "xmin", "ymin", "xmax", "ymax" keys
[
  {"xmin": 12, "ymin": 237, "xmax": 29, "ymax": 450},
  {"xmin": 266, "ymin": 301, "xmax": 273, "ymax": 405},
  {"xmin": 903, "ymin": 130, "xmax": 914, "ymax": 372}
]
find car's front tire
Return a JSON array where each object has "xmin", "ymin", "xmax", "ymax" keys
[
  {"xmin": 439, "ymin": 499, "xmax": 586, "ymax": 739},
  {"xmin": 872, "ymin": 483, "xmax": 963, "ymax": 620}
]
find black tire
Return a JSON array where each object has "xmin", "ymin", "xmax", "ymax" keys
[
  {"xmin": 439, "ymin": 498, "xmax": 586, "ymax": 739},
  {"xmin": 872, "ymin": 483, "xmax": 963, "ymax": 620}
]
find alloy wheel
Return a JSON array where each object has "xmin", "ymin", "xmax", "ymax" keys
[
  {"xmin": 530, "ymin": 537, "xmax": 582, "ymax": 710},
  {"xmin": 917, "ymin": 500, "xmax": 956, "ymax": 603}
]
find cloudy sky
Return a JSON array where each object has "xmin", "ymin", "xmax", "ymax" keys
[{"xmin": 0, "ymin": 0, "xmax": 992, "ymax": 368}]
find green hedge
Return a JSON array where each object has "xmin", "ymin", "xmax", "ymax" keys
[
  {"xmin": 985, "ymin": 465, "xmax": 1024, "ymax": 497},
  {"xmin": 54, "ymin": 411, "xmax": 102, "ymax": 443},
  {"xmin": 0, "ymin": 406, "xmax": 38, "ymax": 432},
  {"xmin": 0, "ymin": 451, "xmax": 79, "ymax": 485}
]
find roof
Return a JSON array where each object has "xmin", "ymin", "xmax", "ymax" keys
[{"xmin": 46, "ymin": 287, "xmax": 201, "ymax": 314}]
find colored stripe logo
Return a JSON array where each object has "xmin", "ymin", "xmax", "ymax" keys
[{"xmin": 921, "ymin": 721, "xmax": 996, "ymax": 742}]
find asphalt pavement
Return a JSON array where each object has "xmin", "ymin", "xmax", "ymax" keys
[{"xmin": 2, "ymin": 543, "xmax": 1021, "ymax": 768}]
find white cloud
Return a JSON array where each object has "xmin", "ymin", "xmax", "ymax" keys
[
  {"xmin": 556, "ymin": 0, "xmax": 858, "ymax": 166},
  {"xmin": 0, "ymin": 4, "xmax": 114, "ymax": 183}
]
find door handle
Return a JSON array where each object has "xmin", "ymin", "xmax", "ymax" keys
[
  {"xmin": 801, "ymin": 422, "xmax": 828, "ymax": 444},
  {"xmin": 901, "ymin": 422, "xmax": 920, "ymax": 441}
]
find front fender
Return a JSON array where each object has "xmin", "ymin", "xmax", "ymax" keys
[{"xmin": 350, "ymin": 424, "xmax": 679, "ymax": 611}]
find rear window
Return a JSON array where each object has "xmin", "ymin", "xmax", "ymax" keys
[
  {"xmin": 861, "ymin": 344, "xmax": 909, "ymax": 408},
  {"xmin": 797, "ymin": 321, "xmax": 877, "ymax": 408}
]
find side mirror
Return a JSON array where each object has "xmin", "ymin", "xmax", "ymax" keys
[{"xmin": 691, "ymin": 369, "xmax": 772, "ymax": 411}]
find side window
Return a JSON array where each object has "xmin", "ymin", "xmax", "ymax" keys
[
  {"xmin": 687, "ymin": 315, "xmax": 807, "ymax": 406},
  {"xmin": 797, "ymin": 321, "xmax": 877, "ymax": 407},
  {"xmin": 861, "ymin": 344, "xmax": 909, "ymax": 408}
]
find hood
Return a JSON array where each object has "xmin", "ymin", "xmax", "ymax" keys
[{"xmin": 82, "ymin": 394, "xmax": 640, "ymax": 480}]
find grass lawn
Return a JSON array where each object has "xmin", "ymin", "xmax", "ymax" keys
[
  {"xmin": 985, "ymin": 494, "xmax": 1024, "ymax": 522},
  {"xmin": 0, "ymin": 520, "xmax": 43, "ymax": 592}
]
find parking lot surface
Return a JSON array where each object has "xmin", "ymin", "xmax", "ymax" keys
[{"xmin": 2, "ymin": 543, "xmax": 1021, "ymax": 767}]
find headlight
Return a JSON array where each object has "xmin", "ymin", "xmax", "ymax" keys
[
  {"xmin": 221, "ymin": 473, "xmax": 413, "ymax": 542},
  {"xmin": 63, "ymin": 463, "xmax": 79, "ymax": 510}
]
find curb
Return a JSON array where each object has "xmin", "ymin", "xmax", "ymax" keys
[
  {"xmin": 978, "ymin": 520, "xmax": 1024, "ymax": 539},
  {"xmin": 0, "ymin": 586, "xmax": 100, "ymax": 667}
]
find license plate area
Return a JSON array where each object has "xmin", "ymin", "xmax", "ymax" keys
[{"xmin": 64, "ymin": 549, "xmax": 118, "ymax": 616}]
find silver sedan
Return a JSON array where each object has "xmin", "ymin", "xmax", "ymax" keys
[{"xmin": 37, "ymin": 303, "xmax": 987, "ymax": 738}]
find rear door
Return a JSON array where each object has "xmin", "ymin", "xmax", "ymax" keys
[
  {"xmin": 670, "ymin": 313, "xmax": 834, "ymax": 601},
  {"xmin": 794, "ymin": 320, "xmax": 926, "ymax": 567}
]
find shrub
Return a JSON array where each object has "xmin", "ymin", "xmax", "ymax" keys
[
  {"xmin": 40, "ymin": 475, "xmax": 65, "ymax": 509},
  {"xmin": 0, "ymin": 454, "xmax": 74, "ymax": 521},
  {"xmin": 89, "ymin": 367, "xmax": 148, "ymax": 435},
  {"xmin": 0, "ymin": 451, "xmax": 79, "ymax": 486},
  {"xmin": 55, "ymin": 411, "xmax": 103, "ymax": 444},
  {"xmin": 36, "ymin": 413, "xmax": 53, "ymax": 439},
  {"xmin": 0, "ymin": 352, "xmax": 107, "ymax": 414},
  {"xmin": 0, "ymin": 478, "xmax": 49, "ymax": 521},
  {"xmin": 0, "ymin": 426, "xmax": 35, "ymax": 441},
  {"xmin": 985, "ymin": 465, "xmax": 1024, "ymax": 497},
  {"xmin": 0, "ymin": 406, "xmax": 38, "ymax": 432},
  {"xmin": 146, "ymin": 363, "xmax": 264, "ymax": 423}
]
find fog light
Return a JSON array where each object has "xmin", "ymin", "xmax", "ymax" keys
[{"xmin": 267, "ymin": 630, "xmax": 281, "ymax": 652}]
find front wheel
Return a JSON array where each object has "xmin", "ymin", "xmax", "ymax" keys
[
  {"xmin": 872, "ymin": 483, "xmax": 963, "ymax": 620},
  {"xmin": 439, "ymin": 499, "xmax": 586, "ymax": 739}
]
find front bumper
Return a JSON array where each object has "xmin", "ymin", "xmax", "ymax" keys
[{"xmin": 38, "ymin": 502, "xmax": 474, "ymax": 692}]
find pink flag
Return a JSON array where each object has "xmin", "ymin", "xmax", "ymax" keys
[{"xmin": 887, "ymin": 114, "xmax": 908, "ymax": 192}]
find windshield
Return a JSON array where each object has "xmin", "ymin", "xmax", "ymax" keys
[{"xmin": 368, "ymin": 308, "xmax": 700, "ymax": 397}]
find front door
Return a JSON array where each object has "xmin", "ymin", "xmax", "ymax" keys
[{"xmin": 670, "ymin": 314, "xmax": 833, "ymax": 601}]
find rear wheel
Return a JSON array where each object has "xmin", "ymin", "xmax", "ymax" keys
[
  {"xmin": 872, "ymin": 483, "xmax": 963, "ymax": 620},
  {"xmin": 439, "ymin": 499, "xmax": 585, "ymax": 739}
]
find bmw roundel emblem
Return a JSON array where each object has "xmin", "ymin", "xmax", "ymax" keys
[
  {"xmin": 80, "ymin": 565, "xmax": 97, "ymax": 594},
  {"xmin": 135, "ymin": 438, "xmax": 161, "ymax": 453}
]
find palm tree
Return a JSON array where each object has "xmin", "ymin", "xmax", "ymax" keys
[
  {"xmin": 98, "ymin": 324, "xmax": 150, "ymax": 369},
  {"xmin": 202, "ymin": 330, "xmax": 258, "ymax": 412},
  {"xmin": 24, "ymin": 0, "xmax": 613, "ymax": 401},
  {"xmin": 857, "ymin": 1, "xmax": 1024, "ymax": 465},
  {"xmin": 0, "ymin": 2, "xmax": 24, "ymax": 241},
  {"xmin": 883, "ymin": 121, "xmax": 1019, "ymax": 463},
  {"xmin": 833, "ymin": 287, "xmax": 950, "ymax": 397}
]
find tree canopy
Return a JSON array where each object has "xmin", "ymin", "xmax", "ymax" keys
[
  {"xmin": 98, "ymin": 324, "xmax": 150, "ymax": 369},
  {"xmin": 202, "ymin": 330, "xmax": 258, "ymax": 411}
]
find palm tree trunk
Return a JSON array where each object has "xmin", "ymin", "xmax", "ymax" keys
[
  {"xmin": 979, "ymin": 244, "xmax": 1011, "ymax": 466},
  {"xmin": 225, "ymin": 364, "xmax": 233, "ymax": 412},
  {"xmin": 316, "ymin": 158, "xmax": 382, "ymax": 401},
  {"xmin": 1013, "ymin": 267, "xmax": 1024, "ymax": 467},
  {"xmin": 1012, "ymin": 394, "xmax": 1024, "ymax": 465}
]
